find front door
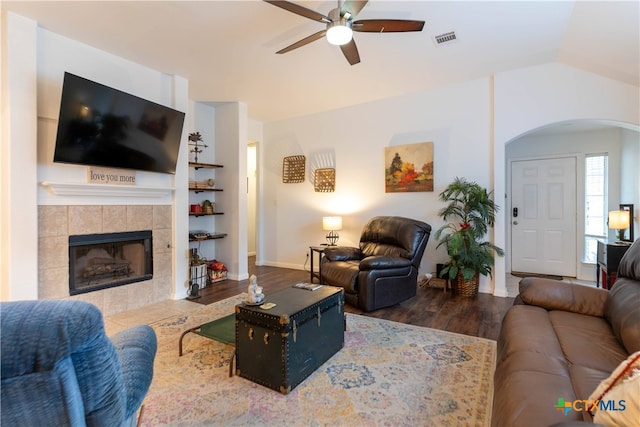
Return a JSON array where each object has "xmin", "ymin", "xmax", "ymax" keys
[{"xmin": 511, "ymin": 157, "xmax": 577, "ymax": 276}]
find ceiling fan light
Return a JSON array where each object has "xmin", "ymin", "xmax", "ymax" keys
[{"xmin": 327, "ymin": 25, "xmax": 353, "ymax": 45}]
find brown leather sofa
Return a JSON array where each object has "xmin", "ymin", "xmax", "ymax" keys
[
  {"xmin": 320, "ymin": 216, "xmax": 431, "ymax": 312},
  {"xmin": 492, "ymin": 239, "xmax": 640, "ymax": 426}
]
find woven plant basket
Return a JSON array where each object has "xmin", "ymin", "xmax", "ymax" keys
[{"xmin": 451, "ymin": 272, "xmax": 480, "ymax": 297}]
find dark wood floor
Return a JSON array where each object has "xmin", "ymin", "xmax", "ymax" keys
[{"xmin": 194, "ymin": 258, "xmax": 514, "ymax": 341}]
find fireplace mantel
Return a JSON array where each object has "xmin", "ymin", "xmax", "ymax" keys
[{"xmin": 41, "ymin": 182, "xmax": 174, "ymax": 198}]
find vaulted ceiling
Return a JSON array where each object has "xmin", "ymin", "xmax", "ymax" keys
[{"xmin": 4, "ymin": 1, "xmax": 639, "ymax": 122}]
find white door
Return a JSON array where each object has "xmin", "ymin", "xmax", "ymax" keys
[{"xmin": 511, "ymin": 157, "xmax": 577, "ymax": 276}]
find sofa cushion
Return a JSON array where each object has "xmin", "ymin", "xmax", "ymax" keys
[
  {"xmin": 605, "ymin": 278, "xmax": 640, "ymax": 355},
  {"xmin": 497, "ymin": 305, "xmax": 566, "ymax": 363},
  {"xmin": 493, "ymin": 355, "xmax": 583, "ymax": 427},
  {"xmin": 518, "ymin": 277, "xmax": 608, "ymax": 317},
  {"xmin": 604, "ymin": 240, "xmax": 640, "ymax": 354},
  {"xmin": 568, "ymin": 364, "xmax": 612, "ymax": 410},
  {"xmin": 549, "ymin": 310, "xmax": 628, "ymax": 373}
]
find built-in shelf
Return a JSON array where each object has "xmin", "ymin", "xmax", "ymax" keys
[
  {"xmin": 41, "ymin": 182, "xmax": 173, "ymax": 198},
  {"xmin": 188, "ymin": 233, "xmax": 228, "ymax": 242},
  {"xmin": 188, "ymin": 162, "xmax": 224, "ymax": 169},
  {"xmin": 189, "ymin": 212, "xmax": 224, "ymax": 217},
  {"xmin": 188, "ymin": 187, "xmax": 223, "ymax": 193}
]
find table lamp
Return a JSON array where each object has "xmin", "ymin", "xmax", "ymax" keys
[
  {"xmin": 322, "ymin": 216, "xmax": 342, "ymax": 246},
  {"xmin": 609, "ymin": 210, "xmax": 630, "ymax": 242}
]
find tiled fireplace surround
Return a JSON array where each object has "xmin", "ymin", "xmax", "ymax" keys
[{"xmin": 38, "ymin": 205, "xmax": 173, "ymax": 316}]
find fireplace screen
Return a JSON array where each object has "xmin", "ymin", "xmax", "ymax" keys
[{"xmin": 68, "ymin": 230, "xmax": 153, "ymax": 295}]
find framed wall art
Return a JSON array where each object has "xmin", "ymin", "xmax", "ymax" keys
[{"xmin": 385, "ymin": 142, "xmax": 434, "ymax": 193}]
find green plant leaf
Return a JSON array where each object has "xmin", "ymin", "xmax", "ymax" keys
[{"xmin": 435, "ymin": 177, "xmax": 504, "ymax": 278}]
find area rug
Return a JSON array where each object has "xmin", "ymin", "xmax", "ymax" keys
[{"xmin": 140, "ymin": 294, "xmax": 496, "ymax": 427}]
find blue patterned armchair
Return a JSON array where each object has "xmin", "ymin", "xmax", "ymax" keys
[{"xmin": 1, "ymin": 300, "xmax": 157, "ymax": 427}]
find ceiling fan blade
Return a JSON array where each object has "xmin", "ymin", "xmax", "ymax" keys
[
  {"xmin": 341, "ymin": 0, "xmax": 368, "ymax": 17},
  {"xmin": 276, "ymin": 30, "xmax": 327, "ymax": 54},
  {"xmin": 263, "ymin": 0, "xmax": 331, "ymax": 23},
  {"xmin": 353, "ymin": 19, "xmax": 425, "ymax": 33},
  {"xmin": 340, "ymin": 39, "xmax": 361, "ymax": 65}
]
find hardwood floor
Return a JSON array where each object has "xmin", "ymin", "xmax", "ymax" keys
[{"xmin": 194, "ymin": 258, "xmax": 514, "ymax": 341}]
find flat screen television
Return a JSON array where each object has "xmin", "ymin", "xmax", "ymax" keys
[{"xmin": 53, "ymin": 72, "xmax": 185, "ymax": 174}]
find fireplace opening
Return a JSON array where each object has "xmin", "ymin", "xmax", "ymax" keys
[{"xmin": 69, "ymin": 230, "xmax": 153, "ymax": 295}]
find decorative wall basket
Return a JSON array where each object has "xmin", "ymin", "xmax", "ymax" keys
[
  {"xmin": 314, "ymin": 168, "xmax": 336, "ymax": 192},
  {"xmin": 282, "ymin": 155, "xmax": 306, "ymax": 183}
]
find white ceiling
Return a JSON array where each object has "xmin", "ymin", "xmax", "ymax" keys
[{"xmin": 3, "ymin": 0, "xmax": 639, "ymax": 122}]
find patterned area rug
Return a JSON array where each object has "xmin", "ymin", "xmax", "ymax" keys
[{"xmin": 140, "ymin": 294, "xmax": 496, "ymax": 426}]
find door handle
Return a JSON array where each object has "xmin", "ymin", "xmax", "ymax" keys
[{"xmin": 513, "ymin": 221, "xmax": 518, "ymax": 225}]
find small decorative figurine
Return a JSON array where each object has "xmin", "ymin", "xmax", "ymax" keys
[{"xmin": 247, "ymin": 274, "xmax": 264, "ymax": 304}]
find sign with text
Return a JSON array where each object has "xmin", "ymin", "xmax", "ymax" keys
[{"xmin": 87, "ymin": 167, "xmax": 136, "ymax": 185}]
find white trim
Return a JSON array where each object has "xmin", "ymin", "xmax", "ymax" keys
[{"xmin": 40, "ymin": 182, "xmax": 174, "ymax": 198}]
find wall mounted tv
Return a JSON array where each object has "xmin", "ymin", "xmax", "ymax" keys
[{"xmin": 53, "ymin": 72, "xmax": 185, "ymax": 174}]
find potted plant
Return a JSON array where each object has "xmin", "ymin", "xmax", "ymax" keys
[{"xmin": 435, "ymin": 177, "xmax": 504, "ymax": 296}]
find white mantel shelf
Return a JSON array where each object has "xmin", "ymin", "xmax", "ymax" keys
[{"xmin": 41, "ymin": 182, "xmax": 174, "ymax": 198}]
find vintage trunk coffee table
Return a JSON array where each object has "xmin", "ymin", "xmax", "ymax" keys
[{"xmin": 235, "ymin": 285, "xmax": 345, "ymax": 394}]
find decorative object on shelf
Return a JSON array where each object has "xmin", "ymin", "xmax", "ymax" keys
[
  {"xmin": 188, "ymin": 132, "xmax": 208, "ymax": 163},
  {"xmin": 385, "ymin": 142, "xmax": 434, "ymax": 193},
  {"xmin": 314, "ymin": 168, "xmax": 335, "ymax": 192},
  {"xmin": 435, "ymin": 177, "xmax": 504, "ymax": 297},
  {"xmin": 282, "ymin": 155, "xmax": 306, "ymax": 183},
  {"xmin": 207, "ymin": 259, "xmax": 228, "ymax": 283},
  {"xmin": 618, "ymin": 204, "xmax": 634, "ymax": 241},
  {"xmin": 189, "ymin": 178, "xmax": 216, "ymax": 189},
  {"xmin": 190, "ymin": 204, "xmax": 203, "ymax": 214},
  {"xmin": 322, "ymin": 216, "xmax": 342, "ymax": 245},
  {"xmin": 246, "ymin": 274, "xmax": 264, "ymax": 304},
  {"xmin": 202, "ymin": 200, "xmax": 214, "ymax": 214}
]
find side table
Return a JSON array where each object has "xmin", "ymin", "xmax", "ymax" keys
[
  {"xmin": 596, "ymin": 240, "xmax": 631, "ymax": 289},
  {"xmin": 309, "ymin": 245, "xmax": 327, "ymax": 284}
]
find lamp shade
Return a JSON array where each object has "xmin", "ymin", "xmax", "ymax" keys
[
  {"xmin": 609, "ymin": 210, "xmax": 630, "ymax": 230},
  {"xmin": 322, "ymin": 216, "xmax": 343, "ymax": 231}
]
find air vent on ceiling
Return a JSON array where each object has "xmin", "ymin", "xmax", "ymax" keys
[{"xmin": 432, "ymin": 31, "xmax": 457, "ymax": 46}]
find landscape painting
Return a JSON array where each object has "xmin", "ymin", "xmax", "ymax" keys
[{"xmin": 385, "ymin": 142, "xmax": 434, "ymax": 193}]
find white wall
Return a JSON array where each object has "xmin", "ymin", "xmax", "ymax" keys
[
  {"xmin": 1, "ymin": 12, "xmax": 39, "ymax": 300},
  {"xmin": 4, "ymin": 14, "xmax": 639, "ymax": 300},
  {"xmin": 215, "ymin": 103, "xmax": 249, "ymax": 281},
  {"xmin": 493, "ymin": 63, "xmax": 640, "ymax": 295},
  {"xmin": 37, "ymin": 29, "xmax": 181, "ymax": 206},
  {"xmin": 247, "ymin": 118, "xmax": 263, "ymax": 260},
  {"xmin": 620, "ymin": 129, "xmax": 640, "ymax": 236},
  {"xmin": 2, "ymin": 15, "xmax": 192, "ymax": 300},
  {"xmin": 506, "ymin": 127, "xmax": 629, "ymax": 280},
  {"xmin": 262, "ymin": 63, "xmax": 639, "ymax": 297},
  {"xmin": 263, "ymin": 77, "xmax": 495, "ymax": 292}
]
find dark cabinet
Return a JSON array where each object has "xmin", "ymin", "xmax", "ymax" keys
[{"xmin": 596, "ymin": 240, "xmax": 631, "ymax": 289}]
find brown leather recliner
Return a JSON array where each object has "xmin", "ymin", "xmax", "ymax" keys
[{"xmin": 320, "ymin": 216, "xmax": 431, "ymax": 312}]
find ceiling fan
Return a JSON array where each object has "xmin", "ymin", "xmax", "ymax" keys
[{"xmin": 264, "ymin": 0, "xmax": 425, "ymax": 65}]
